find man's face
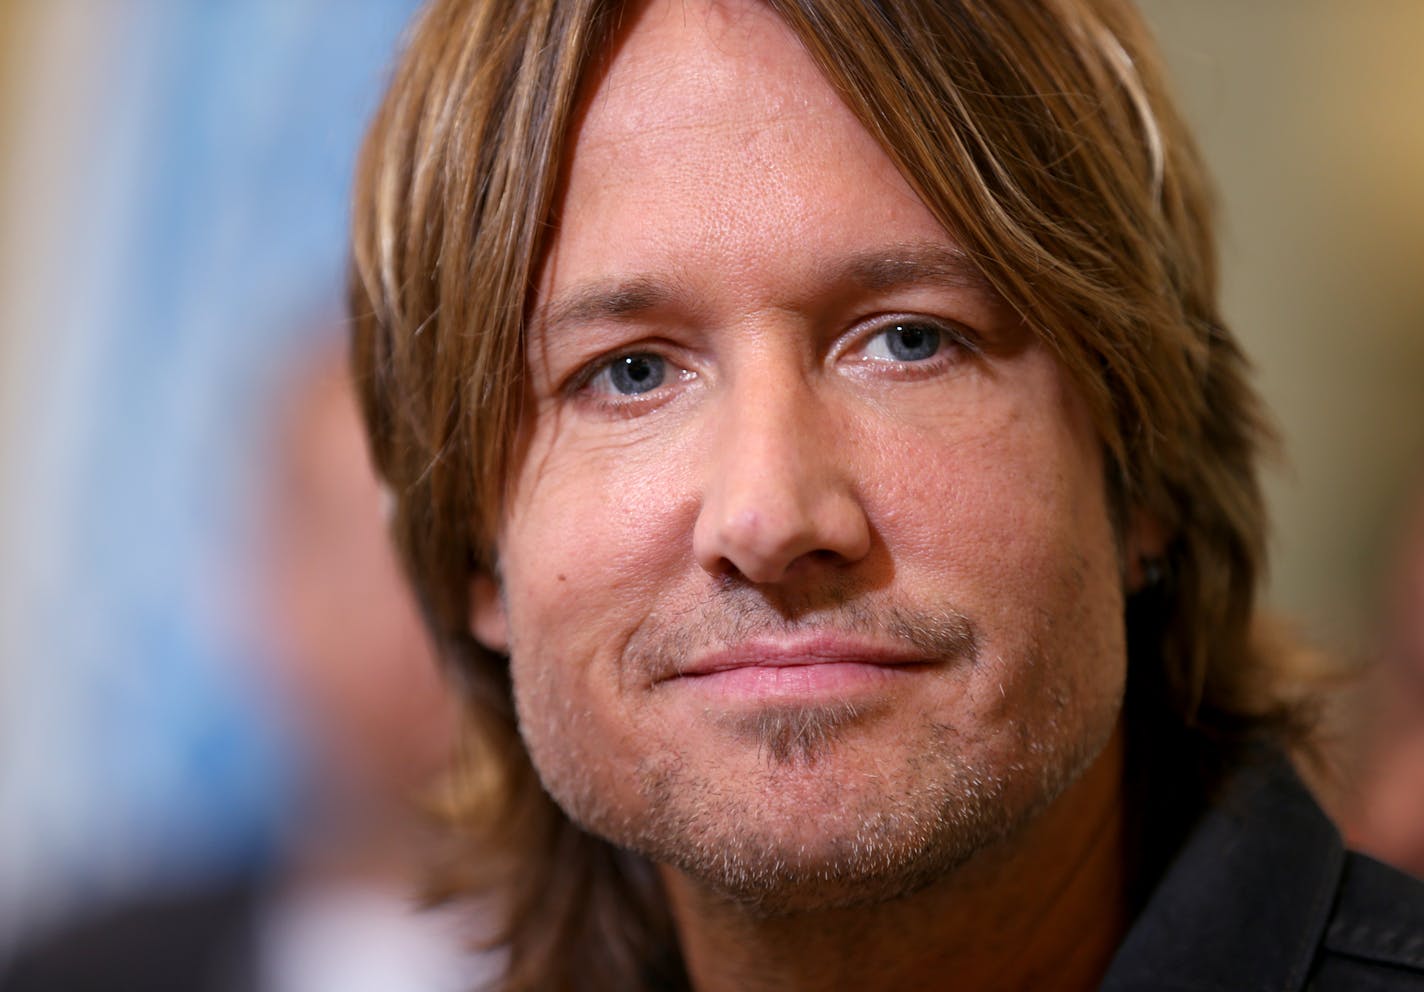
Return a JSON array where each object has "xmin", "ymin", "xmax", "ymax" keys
[{"xmin": 474, "ymin": 0, "xmax": 1131, "ymax": 909}]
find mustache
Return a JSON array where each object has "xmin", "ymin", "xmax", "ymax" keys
[{"xmin": 624, "ymin": 590, "xmax": 980, "ymax": 683}]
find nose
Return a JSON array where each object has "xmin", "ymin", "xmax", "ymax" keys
[{"xmin": 692, "ymin": 374, "xmax": 871, "ymax": 585}]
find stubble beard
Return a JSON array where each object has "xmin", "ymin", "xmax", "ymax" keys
[
  {"xmin": 516, "ymin": 592, "xmax": 1118, "ymax": 916},
  {"xmin": 619, "ymin": 701, "xmax": 1107, "ymax": 917}
]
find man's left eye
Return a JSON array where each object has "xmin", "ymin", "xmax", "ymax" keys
[{"xmin": 863, "ymin": 322, "xmax": 942, "ymax": 362}]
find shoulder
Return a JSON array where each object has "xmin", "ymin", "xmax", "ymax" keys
[
  {"xmin": 1106, "ymin": 752, "xmax": 1424, "ymax": 991},
  {"xmin": 1311, "ymin": 852, "xmax": 1424, "ymax": 990}
]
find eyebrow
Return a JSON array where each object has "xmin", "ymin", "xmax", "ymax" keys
[
  {"xmin": 533, "ymin": 276, "xmax": 680, "ymax": 342},
  {"xmin": 531, "ymin": 242, "xmax": 995, "ymax": 339},
  {"xmin": 827, "ymin": 242, "xmax": 992, "ymax": 296}
]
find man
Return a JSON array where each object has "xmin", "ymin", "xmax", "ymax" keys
[{"xmin": 350, "ymin": 0, "xmax": 1424, "ymax": 988}]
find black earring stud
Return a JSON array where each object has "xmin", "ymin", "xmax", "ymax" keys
[{"xmin": 1140, "ymin": 556, "xmax": 1165, "ymax": 588}]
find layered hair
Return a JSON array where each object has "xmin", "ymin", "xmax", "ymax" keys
[{"xmin": 350, "ymin": 1, "xmax": 1307, "ymax": 987}]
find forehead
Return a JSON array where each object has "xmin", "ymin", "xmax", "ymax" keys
[
  {"xmin": 581, "ymin": 0, "xmax": 834, "ymax": 144},
  {"xmin": 536, "ymin": 0, "xmax": 953, "ymax": 310}
]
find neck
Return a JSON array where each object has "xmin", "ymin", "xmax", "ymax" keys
[{"xmin": 663, "ymin": 726, "xmax": 1128, "ymax": 992}]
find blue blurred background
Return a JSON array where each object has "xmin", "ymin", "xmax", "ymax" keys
[{"xmin": 0, "ymin": 0, "xmax": 1421, "ymax": 970}]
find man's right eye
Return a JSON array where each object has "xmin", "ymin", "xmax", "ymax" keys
[{"xmin": 591, "ymin": 353, "xmax": 668, "ymax": 395}]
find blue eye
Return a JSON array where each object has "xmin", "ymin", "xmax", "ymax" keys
[
  {"xmin": 866, "ymin": 322, "xmax": 942, "ymax": 362},
  {"xmin": 605, "ymin": 353, "xmax": 667, "ymax": 394}
]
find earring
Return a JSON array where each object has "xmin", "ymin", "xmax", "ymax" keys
[{"xmin": 1139, "ymin": 556, "xmax": 1165, "ymax": 589}]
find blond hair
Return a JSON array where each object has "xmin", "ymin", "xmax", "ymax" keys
[{"xmin": 350, "ymin": 1, "xmax": 1306, "ymax": 986}]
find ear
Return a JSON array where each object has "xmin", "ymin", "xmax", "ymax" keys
[
  {"xmin": 470, "ymin": 571, "xmax": 509, "ymax": 654},
  {"xmin": 1124, "ymin": 508, "xmax": 1171, "ymax": 593}
]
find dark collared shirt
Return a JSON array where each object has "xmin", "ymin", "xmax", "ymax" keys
[{"xmin": 1104, "ymin": 757, "xmax": 1424, "ymax": 991}]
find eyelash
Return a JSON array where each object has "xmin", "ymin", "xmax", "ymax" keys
[
  {"xmin": 565, "ymin": 315, "xmax": 979, "ymax": 415},
  {"xmin": 850, "ymin": 316, "xmax": 979, "ymax": 374},
  {"xmin": 566, "ymin": 347, "xmax": 695, "ymax": 416}
]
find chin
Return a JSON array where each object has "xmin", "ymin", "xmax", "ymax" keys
[
  {"xmin": 558, "ymin": 717, "xmax": 1052, "ymax": 916},
  {"xmin": 527, "ymin": 658, "xmax": 1123, "ymax": 916},
  {"xmin": 657, "ymin": 769, "xmax": 1025, "ymax": 917}
]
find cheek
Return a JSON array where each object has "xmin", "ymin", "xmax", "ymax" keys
[
  {"xmin": 497, "ymin": 427, "xmax": 701, "ymax": 727},
  {"xmin": 867, "ymin": 375, "xmax": 1126, "ymax": 709},
  {"xmin": 874, "ymin": 389, "xmax": 1112, "ymax": 593},
  {"xmin": 500, "ymin": 477, "xmax": 679, "ymax": 827}
]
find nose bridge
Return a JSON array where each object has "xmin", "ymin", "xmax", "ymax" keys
[
  {"xmin": 693, "ymin": 358, "xmax": 869, "ymax": 583},
  {"xmin": 724, "ymin": 362, "xmax": 822, "ymax": 511}
]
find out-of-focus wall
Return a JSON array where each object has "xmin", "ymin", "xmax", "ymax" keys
[
  {"xmin": 1141, "ymin": 0, "xmax": 1424, "ymax": 655},
  {"xmin": 0, "ymin": 4, "xmax": 25, "ymax": 194},
  {"xmin": 0, "ymin": 1, "xmax": 94, "ymax": 497},
  {"xmin": 0, "ymin": 0, "xmax": 21, "ymax": 485}
]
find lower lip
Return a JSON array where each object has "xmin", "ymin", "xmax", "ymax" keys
[{"xmin": 669, "ymin": 662, "xmax": 923, "ymax": 702}]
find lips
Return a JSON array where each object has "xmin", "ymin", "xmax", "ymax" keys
[{"xmin": 664, "ymin": 632, "xmax": 938, "ymax": 683}]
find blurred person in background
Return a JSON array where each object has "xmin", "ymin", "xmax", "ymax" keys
[
  {"xmin": 0, "ymin": 0, "xmax": 428, "ymax": 965},
  {"xmin": 1, "ymin": 343, "xmax": 485, "ymax": 992},
  {"xmin": 1338, "ymin": 476, "xmax": 1424, "ymax": 878}
]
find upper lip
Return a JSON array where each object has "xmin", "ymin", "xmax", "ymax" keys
[{"xmin": 667, "ymin": 632, "xmax": 936, "ymax": 681}]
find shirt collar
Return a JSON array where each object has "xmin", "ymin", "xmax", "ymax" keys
[{"xmin": 1101, "ymin": 755, "xmax": 1345, "ymax": 992}]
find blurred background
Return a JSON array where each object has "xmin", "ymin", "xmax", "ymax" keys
[
  {"xmin": 0, "ymin": 0, "xmax": 445, "ymax": 976},
  {"xmin": 0, "ymin": 0, "xmax": 1420, "ymax": 977},
  {"xmin": 1140, "ymin": 0, "xmax": 1424, "ymax": 654}
]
